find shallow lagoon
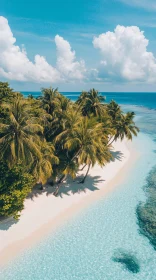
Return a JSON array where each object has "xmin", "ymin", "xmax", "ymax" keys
[{"xmin": 1, "ymin": 105, "xmax": 156, "ymax": 280}]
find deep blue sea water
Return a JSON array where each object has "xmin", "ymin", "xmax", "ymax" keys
[
  {"xmin": 1, "ymin": 92, "xmax": 156, "ymax": 279},
  {"xmin": 22, "ymin": 91, "xmax": 156, "ymax": 110}
]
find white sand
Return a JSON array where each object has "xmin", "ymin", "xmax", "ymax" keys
[{"xmin": 0, "ymin": 139, "xmax": 138, "ymax": 266}]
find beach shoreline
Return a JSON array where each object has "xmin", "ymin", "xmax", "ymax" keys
[{"xmin": 0, "ymin": 139, "xmax": 140, "ymax": 267}]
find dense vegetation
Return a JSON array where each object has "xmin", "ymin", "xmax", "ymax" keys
[
  {"xmin": 137, "ymin": 166, "xmax": 156, "ymax": 250},
  {"xmin": 0, "ymin": 82, "xmax": 139, "ymax": 219},
  {"xmin": 0, "ymin": 162, "xmax": 34, "ymax": 219}
]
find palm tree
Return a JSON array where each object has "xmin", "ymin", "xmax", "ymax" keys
[
  {"xmin": 52, "ymin": 108, "xmax": 82, "ymax": 189},
  {"xmin": 107, "ymin": 100, "xmax": 122, "ymax": 121},
  {"xmin": 27, "ymin": 96, "xmax": 52, "ymax": 129},
  {"xmin": 76, "ymin": 91, "xmax": 88, "ymax": 112},
  {"xmin": 58, "ymin": 117, "xmax": 112, "ymax": 185},
  {"xmin": 31, "ymin": 141, "xmax": 59, "ymax": 187},
  {"xmin": 28, "ymin": 94, "xmax": 34, "ymax": 100},
  {"xmin": 40, "ymin": 87, "xmax": 60, "ymax": 115},
  {"xmin": 53, "ymin": 154, "xmax": 79, "ymax": 196},
  {"xmin": 107, "ymin": 100, "xmax": 123, "ymax": 145},
  {"xmin": 54, "ymin": 108, "xmax": 82, "ymax": 145},
  {"xmin": 44, "ymin": 95, "xmax": 73, "ymax": 141},
  {"xmin": 75, "ymin": 118, "xmax": 111, "ymax": 183},
  {"xmin": 109, "ymin": 112, "xmax": 139, "ymax": 145},
  {"xmin": 0, "ymin": 97, "xmax": 43, "ymax": 167},
  {"xmin": 56, "ymin": 94, "xmax": 72, "ymax": 113},
  {"xmin": 76, "ymin": 88, "xmax": 106, "ymax": 117}
]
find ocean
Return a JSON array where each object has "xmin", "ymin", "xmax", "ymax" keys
[
  {"xmin": 1, "ymin": 92, "xmax": 156, "ymax": 280},
  {"xmin": 22, "ymin": 91, "xmax": 156, "ymax": 109}
]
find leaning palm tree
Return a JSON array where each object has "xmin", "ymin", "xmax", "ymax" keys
[
  {"xmin": 76, "ymin": 88, "xmax": 106, "ymax": 117},
  {"xmin": 107, "ymin": 100, "xmax": 122, "ymax": 121},
  {"xmin": 71, "ymin": 117, "xmax": 111, "ymax": 183},
  {"xmin": 58, "ymin": 117, "xmax": 112, "ymax": 185},
  {"xmin": 107, "ymin": 100, "xmax": 123, "ymax": 145},
  {"xmin": 109, "ymin": 112, "xmax": 139, "ymax": 145},
  {"xmin": 0, "ymin": 97, "xmax": 43, "ymax": 167}
]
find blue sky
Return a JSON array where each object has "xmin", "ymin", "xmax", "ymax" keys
[{"xmin": 1, "ymin": 0, "xmax": 156, "ymax": 91}]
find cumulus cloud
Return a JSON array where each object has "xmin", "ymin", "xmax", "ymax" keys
[
  {"xmin": 0, "ymin": 16, "xmax": 86, "ymax": 83},
  {"xmin": 1, "ymin": 16, "xmax": 156, "ymax": 86},
  {"xmin": 93, "ymin": 25, "xmax": 156, "ymax": 82},
  {"xmin": 55, "ymin": 35, "xmax": 86, "ymax": 80}
]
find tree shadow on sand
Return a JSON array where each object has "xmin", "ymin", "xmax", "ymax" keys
[
  {"xmin": 55, "ymin": 175, "xmax": 105, "ymax": 198},
  {"xmin": 28, "ymin": 174, "xmax": 105, "ymax": 199},
  {"xmin": 0, "ymin": 217, "xmax": 18, "ymax": 231},
  {"xmin": 0, "ymin": 175, "xmax": 105, "ymax": 230},
  {"xmin": 110, "ymin": 150, "xmax": 124, "ymax": 162},
  {"xmin": 28, "ymin": 151, "xmax": 124, "ymax": 200},
  {"xmin": 0, "ymin": 150, "xmax": 124, "ymax": 229}
]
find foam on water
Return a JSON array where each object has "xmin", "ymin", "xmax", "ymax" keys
[{"xmin": 1, "ymin": 104, "xmax": 156, "ymax": 280}]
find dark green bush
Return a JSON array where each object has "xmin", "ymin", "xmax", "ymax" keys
[{"xmin": 0, "ymin": 162, "xmax": 35, "ymax": 219}]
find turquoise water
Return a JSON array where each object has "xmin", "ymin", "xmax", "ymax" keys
[
  {"xmin": 22, "ymin": 91, "xmax": 156, "ymax": 109},
  {"xmin": 1, "ymin": 99, "xmax": 156, "ymax": 279}
]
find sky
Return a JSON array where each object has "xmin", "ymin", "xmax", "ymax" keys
[{"xmin": 1, "ymin": 0, "xmax": 156, "ymax": 92}]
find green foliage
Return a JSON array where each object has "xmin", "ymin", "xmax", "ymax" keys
[
  {"xmin": 0, "ymin": 82, "xmax": 14, "ymax": 103},
  {"xmin": 0, "ymin": 82, "xmax": 14, "ymax": 121},
  {"xmin": 0, "ymin": 97, "xmax": 43, "ymax": 167},
  {"xmin": 76, "ymin": 88, "xmax": 106, "ymax": 117},
  {"xmin": 0, "ymin": 162, "xmax": 35, "ymax": 219},
  {"xmin": 0, "ymin": 82, "xmax": 139, "ymax": 216},
  {"xmin": 107, "ymin": 101, "xmax": 139, "ymax": 144},
  {"xmin": 40, "ymin": 87, "xmax": 61, "ymax": 115}
]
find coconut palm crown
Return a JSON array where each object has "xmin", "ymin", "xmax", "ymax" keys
[{"xmin": 76, "ymin": 88, "xmax": 106, "ymax": 117}]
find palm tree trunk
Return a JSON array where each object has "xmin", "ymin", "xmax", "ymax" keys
[
  {"xmin": 57, "ymin": 174, "xmax": 66, "ymax": 184},
  {"xmin": 54, "ymin": 175, "xmax": 67, "ymax": 196},
  {"xmin": 57, "ymin": 149, "xmax": 81, "ymax": 183},
  {"xmin": 79, "ymin": 164, "xmax": 87, "ymax": 171},
  {"xmin": 108, "ymin": 136, "xmax": 115, "ymax": 146},
  {"xmin": 54, "ymin": 149, "xmax": 81, "ymax": 195},
  {"xmin": 39, "ymin": 181, "xmax": 44, "ymax": 190},
  {"xmin": 79, "ymin": 163, "xmax": 91, "ymax": 184},
  {"xmin": 71, "ymin": 149, "xmax": 81, "ymax": 161},
  {"xmin": 53, "ymin": 184, "xmax": 60, "ymax": 196}
]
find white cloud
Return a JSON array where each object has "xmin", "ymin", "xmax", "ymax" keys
[
  {"xmin": 119, "ymin": 0, "xmax": 156, "ymax": 11},
  {"xmin": 1, "ymin": 16, "xmax": 156, "ymax": 86},
  {"xmin": 55, "ymin": 35, "xmax": 86, "ymax": 80},
  {"xmin": 0, "ymin": 16, "xmax": 86, "ymax": 83},
  {"xmin": 93, "ymin": 25, "xmax": 156, "ymax": 82}
]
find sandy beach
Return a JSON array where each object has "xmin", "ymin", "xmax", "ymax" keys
[{"xmin": 0, "ymin": 138, "xmax": 139, "ymax": 266}]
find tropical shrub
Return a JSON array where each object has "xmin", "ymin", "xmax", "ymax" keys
[
  {"xmin": 0, "ymin": 82, "xmax": 139, "ymax": 217},
  {"xmin": 0, "ymin": 162, "xmax": 35, "ymax": 219}
]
